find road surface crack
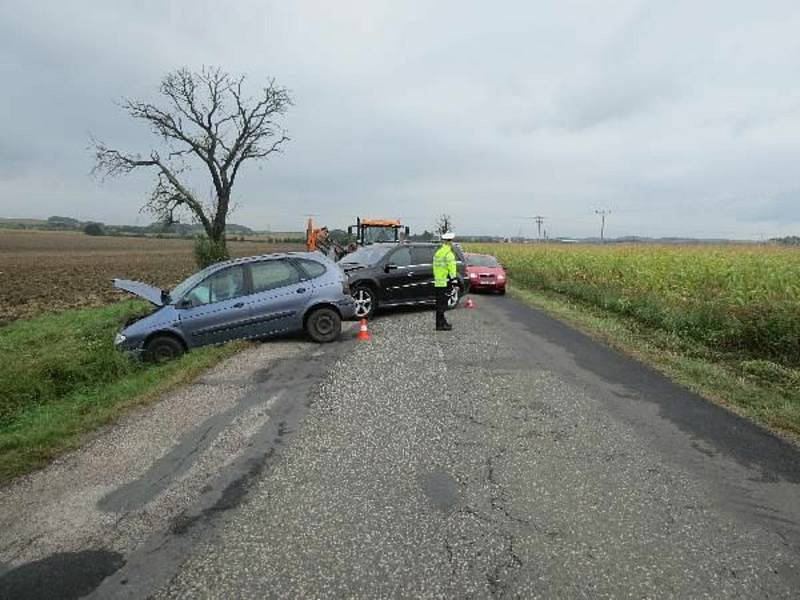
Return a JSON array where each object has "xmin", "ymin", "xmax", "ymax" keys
[
  {"xmin": 453, "ymin": 410, "xmax": 498, "ymax": 430},
  {"xmin": 486, "ymin": 534, "xmax": 523, "ymax": 598},
  {"xmin": 443, "ymin": 536, "xmax": 457, "ymax": 577},
  {"xmin": 485, "ymin": 449, "xmax": 530, "ymax": 526}
]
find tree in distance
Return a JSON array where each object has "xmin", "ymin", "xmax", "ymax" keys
[
  {"xmin": 92, "ymin": 66, "xmax": 292, "ymax": 266},
  {"xmin": 409, "ymin": 229, "xmax": 436, "ymax": 242},
  {"xmin": 436, "ymin": 214, "xmax": 453, "ymax": 236},
  {"xmin": 83, "ymin": 222, "xmax": 105, "ymax": 236}
]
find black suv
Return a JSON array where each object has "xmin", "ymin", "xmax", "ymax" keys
[{"xmin": 339, "ymin": 242, "xmax": 469, "ymax": 319}]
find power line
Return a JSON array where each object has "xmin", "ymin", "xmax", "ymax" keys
[
  {"xmin": 533, "ymin": 216, "xmax": 545, "ymax": 242},
  {"xmin": 595, "ymin": 209, "xmax": 611, "ymax": 242}
]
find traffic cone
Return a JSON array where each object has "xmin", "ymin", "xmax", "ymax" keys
[
  {"xmin": 357, "ymin": 318, "xmax": 371, "ymax": 341},
  {"xmin": 465, "ymin": 297, "xmax": 475, "ymax": 309}
]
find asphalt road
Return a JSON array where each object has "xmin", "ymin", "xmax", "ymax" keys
[{"xmin": 2, "ymin": 294, "xmax": 799, "ymax": 598}]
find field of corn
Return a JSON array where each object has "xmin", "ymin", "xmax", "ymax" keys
[{"xmin": 468, "ymin": 243, "xmax": 800, "ymax": 368}]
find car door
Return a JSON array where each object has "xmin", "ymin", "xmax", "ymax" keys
[
  {"xmin": 175, "ymin": 265, "xmax": 252, "ymax": 347},
  {"xmin": 380, "ymin": 246, "xmax": 413, "ymax": 302},
  {"xmin": 247, "ymin": 258, "xmax": 307, "ymax": 337},
  {"xmin": 407, "ymin": 245, "xmax": 437, "ymax": 301}
]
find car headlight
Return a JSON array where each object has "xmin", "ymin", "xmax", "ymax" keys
[
  {"xmin": 115, "ymin": 333, "xmax": 127, "ymax": 345},
  {"xmin": 469, "ymin": 272, "xmax": 477, "ymax": 278},
  {"xmin": 497, "ymin": 274, "xmax": 506, "ymax": 280}
]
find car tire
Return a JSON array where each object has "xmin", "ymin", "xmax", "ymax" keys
[
  {"xmin": 498, "ymin": 288, "xmax": 506, "ymax": 295},
  {"xmin": 145, "ymin": 334, "xmax": 185, "ymax": 363},
  {"xmin": 446, "ymin": 285, "xmax": 461, "ymax": 310},
  {"xmin": 306, "ymin": 307, "xmax": 342, "ymax": 343},
  {"xmin": 352, "ymin": 285, "xmax": 376, "ymax": 319}
]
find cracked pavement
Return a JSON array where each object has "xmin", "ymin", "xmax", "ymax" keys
[
  {"xmin": 0, "ymin": 335, "xmax": 351, "ymax": 599},
  {"xmin": 2, "ymin": 295, "xmax": 799, "ymax": 598},
  {"xmin": 159, "ymin": 296, "xmax": 800, "ymax": 598}
]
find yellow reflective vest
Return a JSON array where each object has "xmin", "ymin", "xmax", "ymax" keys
[{"xmin": 433, "ymin": 244, "xmax": 457, "ymax": 287}]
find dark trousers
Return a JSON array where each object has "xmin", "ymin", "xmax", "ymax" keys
[{"xmin": 435, "ymin": 286, "xmax": 449, "ymax": 326}]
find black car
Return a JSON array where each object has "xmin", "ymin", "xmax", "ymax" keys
[{"xmin": 339, "ymin": 242, "xmax": 469, "ymax": 319}]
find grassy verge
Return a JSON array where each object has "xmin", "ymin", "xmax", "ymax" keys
[
  {"xmin": 508, "ymin": 286, "xmax": 800, "ymax": 444},
  {"xmin": 0, "ymin": 301, "xmax": 243, "ymax": 483}
]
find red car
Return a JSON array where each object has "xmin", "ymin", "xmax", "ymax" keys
[{"xmin": 465, "ymin": 253, "xmax": 507, "ymax": 294}]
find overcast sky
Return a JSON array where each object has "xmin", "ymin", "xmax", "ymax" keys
[{"xmin": 1, "ymin": 1, "xmax": 799, "ymax": 238}]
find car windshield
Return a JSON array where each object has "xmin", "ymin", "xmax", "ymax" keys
[
  {"xmin": 340, "ymin": 245, "xmax": 393, "ymax": 266},
  {"xmin": 169, "ymin": 265, "xmax": 218, "ymax": 302},
  {"xmin": 467, "ymin": 255, "xmax": 500, "ymax": 268}
]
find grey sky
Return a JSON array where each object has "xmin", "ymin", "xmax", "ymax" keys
[{"xmin": 1, "ymin": 0, "xmax": 799, "ymax": 238}]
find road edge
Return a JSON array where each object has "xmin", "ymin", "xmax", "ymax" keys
[
  {"xmin": 504, "ymin": 285, "xmax": 800, "ymax": 447},
  {"xmin": 0, "ymin": 336, "xmax": 246, "ymax": 486}
]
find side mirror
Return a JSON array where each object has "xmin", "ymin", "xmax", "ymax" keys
[
  {"xmin": 384, "ymin": 263, "xmax": 398, "ymax": 272},
  {"xmin": 175, "ymin": 297, "xmax": 193, "ymax": 309}
]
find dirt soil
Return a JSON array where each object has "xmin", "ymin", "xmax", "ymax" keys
[{"xmin": 0, "ymin": 230, "xmax": 303, "ymax": 323}]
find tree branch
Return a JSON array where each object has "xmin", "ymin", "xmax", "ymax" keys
[{"xmin": 90, "ymin": 67, "xmax": 292, "ymax": 246}]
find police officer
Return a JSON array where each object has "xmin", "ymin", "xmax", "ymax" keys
[{"xmin": 433, "ymin": 232, "xmax": 457, "ymax": 331}]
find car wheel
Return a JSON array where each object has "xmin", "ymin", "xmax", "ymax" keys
[
  {"xmin": 352, "ymin": 285, "xmax": 376, "ymax": 319},
  {"xmin": 498, "ymin": 288, "xmax": 506, "ymax": 295},
  {"xmin": 145, "ymin": 334, "xmax": 185, "ymax": 363},
  {"xmin": 306, "ymin": 307, "xmax": 342, "ymax": 343},
  {"xmin": 446, "ymin": 285, "xmax": 460, "ymax": 309}
]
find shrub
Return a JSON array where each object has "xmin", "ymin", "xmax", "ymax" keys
[
  {"xmin": 193, "ymin": 236, "xmax": 229, "ymax": 269},
  {"xmin": 83, "ymin": 222, "xmax": 105, "ymax": 236}
]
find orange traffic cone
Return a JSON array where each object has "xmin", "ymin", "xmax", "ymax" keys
[
  {"xmin": 357, "ymin": 318, "xmax": 371, "ymax": 341},
  {"xmin": 465, "ymin": 297, "xmax": 475, "ymax": 309}
]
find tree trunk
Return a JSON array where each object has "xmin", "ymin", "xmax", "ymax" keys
[
  {"xmin": 209, "ymin": 222, "xmax": 226, "ymax": 245},
  {"xmin": 210, "ymin": 192, "xmax": 230, "ymax": 243},
  {"xmin": 193, "ymin": 192, "xmax": 229, "ymax": 268}
]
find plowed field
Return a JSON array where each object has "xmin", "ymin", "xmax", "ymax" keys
[{"xmin": 0, "ymin": 230, "xmax": 302, "ymax": 323}]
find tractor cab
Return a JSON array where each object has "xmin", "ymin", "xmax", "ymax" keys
[{"xmin": 348, "ymin": 218, "xmax": 410, "ymax": 246}]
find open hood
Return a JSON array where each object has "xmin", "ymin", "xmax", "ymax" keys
[{"xmin": 113, "ymin": 278, "xmax": 168, "ymax": 306}]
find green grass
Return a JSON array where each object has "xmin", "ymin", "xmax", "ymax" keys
[
  {"xmin": 507, "ymin": 286, "xmax": 800, "ymax": 443},
  {"xmin": 469, "ymin": 243, "xmax": 800, "ymax": 366},
  {"xmin": 0, "ymin": 301, "xmax": 242, "ymax": 483},
  {"xmin": 465, "ymin": 242, "xmax": 800, "ymax": 441}
]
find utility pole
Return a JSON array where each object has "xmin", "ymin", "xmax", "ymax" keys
[
  {"xmin": 533, "ymin": 215, "xmax": 545, "ymax": 242},
  {"xmin": 595, "ymin": 209, "xmax": 610, "ymax": 242}
]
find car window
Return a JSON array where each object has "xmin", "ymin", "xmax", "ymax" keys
[
  {"xmin": 295, "ymin": 258, "xmax": 327, "ymax": 279},
  {"xmin": 251, "ymin": 259, "xmax": 302, "ymax": 293},
  {"xmin": 339, "ymin": 245, "xmax": 392, "ymax": 266},
  {"xmin": 185, "ymin": 266, "xmax": 246, "ymax": 306},
  {"xmin": 170, "ymin": 263, "xmax": 219, "ymax": 301},
  {"xmin": 411, "ymin": 246, "xmax": 435, "ymax": 265},
  {"xmin": 388, "ymin": 247, "xmax": 412, "ymax": 266},
  {"xmin": 467, "ymin": 255, "xmax": 499, "ymax": 267}
]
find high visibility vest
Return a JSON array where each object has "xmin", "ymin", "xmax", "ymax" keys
[{"xmin": 433, "ymin": 244, "xmax": 457, "ymax": 287}]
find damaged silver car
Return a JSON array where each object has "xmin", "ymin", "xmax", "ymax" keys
[{"xmin": 114, "ymin": 252, "xmax": 356, "ymax": 361}]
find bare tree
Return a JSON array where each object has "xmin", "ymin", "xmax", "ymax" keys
[
  {"xmin": 435, "ymin": 214, "xmax": 453, "ymax": 236},
  {"xmin": 92, "ymin": 66, "xmax": 292, "ymax": 261}
]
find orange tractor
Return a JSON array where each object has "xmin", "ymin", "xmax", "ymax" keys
[
  {"xmin": 306, "ymin": 217, "xmax": 409, "ymax": 259},
  {"xmin": 348, "ymin": 217, "xmax": 409, "ymax": 245}
]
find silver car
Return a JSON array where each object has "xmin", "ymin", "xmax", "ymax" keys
[{"xmin": 114, "ymin": 252, "xmax": 356, "ymax": 361}]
